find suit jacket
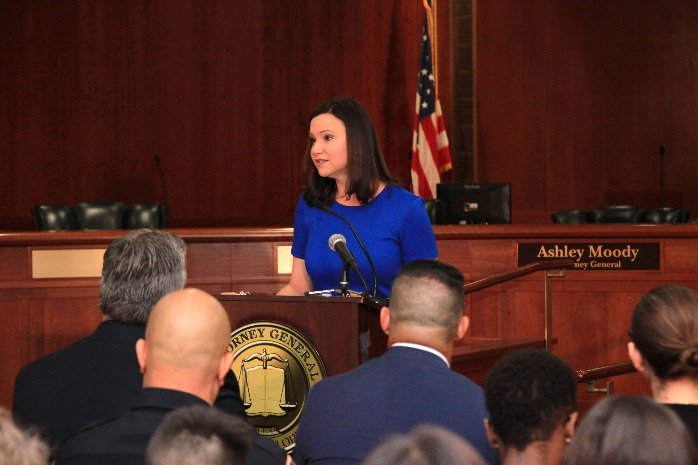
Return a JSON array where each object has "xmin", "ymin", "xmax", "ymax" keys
[
  {"xmin": 293, "ymin": 346, "xmax": 497, "ymax": 465},
  {"xmin": 54, "ymin": 388, "xmax": 286, "ymax": 465},
  {"xmin": 12, "ymin": 320, "xmax": 245, "ymax": 450}
]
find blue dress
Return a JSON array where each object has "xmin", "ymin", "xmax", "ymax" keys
[{"xmin": 291, "ymin": 185, "xmax": 438, "ymax": 298}]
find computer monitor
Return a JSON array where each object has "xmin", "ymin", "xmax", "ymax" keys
[{"xmin": 436, "ymin": 183, "xmax": 511, "ymax": 224}]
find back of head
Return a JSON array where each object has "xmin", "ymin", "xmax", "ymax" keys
[
  {"xmin": 145, "ymin": 405, "xmax": 251, "ymax": 465},
  {"xmin": 361, "ymin": 424, "xmax": 485, "ymax": 465},
  {"xmin": 143, "ymin": 288, "xmax": 232, "ymax": 386},
  {"xmin": 485, "ymin": 349, "xmax": 577, "ymax": 451},
  {"xmin": 303, "ymin": 96, "xmax": 394, "ymax": 205},
  {"xmin": 0, "ymin": 407, "xmax": 49, "ymax": 465},
  {"xmin": 630, "ymin": 284, "xmax": 698, "ymax": 380},
  {"xmin": 564, "ymin": 395, "xmax": 698, "ymax": 465},
  {"xmin": 389, "ymin": 259, "xmax": 465, "ymax": 341},
  {"xmin": 100, "ymin": 229, "xmax": 187, "ymax": 324}
]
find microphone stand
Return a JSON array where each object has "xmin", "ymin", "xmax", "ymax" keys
[
  {"xmin": 338, "ymin": 263, "xmax": 350, "ymax": 296},
  {"xmin": 659, "ymin": 146, "xmax": 665, "ymax": 212},
  {"xmin": 304, "ymin": 263, "xmax": 359, "ymax": 297}
]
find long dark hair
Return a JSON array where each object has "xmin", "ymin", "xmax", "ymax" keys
[
  {"xmin": 302, "ymin": 97, "xmax": 395, "ymax": 206},
  {"xmin": 630, "ymin": 284, "xmax": 698, "ymax": 380}
]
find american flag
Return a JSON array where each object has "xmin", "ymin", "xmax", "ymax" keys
[{"xmin": 411, "ymin": 19, "xmax": 452, "ymax": 199}]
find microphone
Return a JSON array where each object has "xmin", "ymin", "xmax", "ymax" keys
[
  {"xmin": 311, "ymin": 199, "xmax": 378, "ymax": 298},
  {"xmin": 328, "ymin": 233, "xmax": 369, "ymax": 293},
  {"xmin": 328, "ymin": 234, "xmax": 360, "ymax": 272},
  {"xmin": 659, "ymin": 146, "xmax": 665, "ymax": 211},
  {"xmin": 154, "ymin": 154, "xmax": 170, "ymax": 219}
]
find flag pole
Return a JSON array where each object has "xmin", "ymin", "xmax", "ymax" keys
[
  {"xmin": 422, "ymin": 0, "xmax": 438, "ymax": 99},
  {"xmin": 433, "ymin": 0, "xmax": 439, "ymax": 99}
]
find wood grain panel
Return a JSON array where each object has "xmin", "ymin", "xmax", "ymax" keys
[
  {"xmin": 0, "ymin": 248, "xmax": 28, "ymax": 283},
  {"xmin": 468, "ymin": 290, "xmax": 506, "ymax": 339},
  {"xmin": 230, "ymin": 243, "xmax": 276, "ymax": 279},
  {"xmin": 551, "ymin": 291, "xmax": 606, "ymax": 368},
  {"xmin": 0, "ymin": 1, "xmax": 431, "ymax": 230},
  {"xmin": 469, "ymin": 240, "xmax": 515, "ymax": 278},
  {"xmin": 0, "ymin": 298, "xmax": 29, "ymax": 407},
  {"xmin": 664, "ymin": 240, "xmax": 698, "ymax": 274},
  {"xmin": 4, "ymin": 0, "xmax": 698, "ymax": 229},
  {"xmin": 474, "ymin": 0, "xmax": 698, "ymax": 222},
  {"xmin": 28, "ymin": 296, "xmax": 101, "ymax": 360},
  {"xmin": 436, "ymin": 239, "xmax": 471, "ymax": 274},
  {"xmin": 475, "ymin": 0, "xmax": 547, "ymax": 218},
  {"xmin": 605, "ymin": 292, "xmax": 643, "ymax": 361},
  {"xmin": 510, "ymin": 290, "xmax": 545, "ymax": 338},
  {"xmin": 186, "ymin": 243, "xmax": 232, "ymax": 282}
]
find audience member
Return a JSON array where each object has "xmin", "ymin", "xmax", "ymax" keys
[
  {"xmin": 628, "ymin": 284, "xmax": 698, "ymax": 443},
  {"xmin": 0, "ymin": 407, "xmax": 49, "ymax": 465},
  {"xmin": 55, "ymin": 288, "xmax": 286, "ymax": 465},
  {"xmin": 563, "ymin": 395, "xmax": 698, "ymax": 465},
  {"xmin": 12, "ymin": 230, "xmax": 244, "ymax": 451},
  {"xmin": 361, "ymin": 425, "xmax": 486, "ymax": 465},
  {"xmin": 145, "ymin": 405, "xmax": 251, "ymax": 465},
  {"xmin": 484, "ymin": 349, "xmax": 578, "ymax": 465},
  {"xmin": 293, "ymin": 259, "xmax": 496, "ymax": 465}
]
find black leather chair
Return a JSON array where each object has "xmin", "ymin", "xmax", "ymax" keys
[
  {"xmin": 424, "ymin": 199, "xmax": 445, "ymax": 225},
  {"xmin": 642, "ymin": 207, "xmax": 689, "ymax": 224},
  {"xmin": 589, "ymin": 205, "xmax": 646, "ymax": 223},
  {"xmin": 125, "ymin": 203, "xmax": 168, "ymax": 229},
  {"xmin": 32, "ymin": 205, "xmax": 78, "ymax": 231},
  {"xmin": 551, "ymin": 209, "xmax": 590, "ymax": 224},
  {"xmin": 72, "ymin": 201, "xmax": 127, "ymax": 230}
]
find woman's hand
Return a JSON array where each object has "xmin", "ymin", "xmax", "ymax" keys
[{"xmin": 276, "ymin": 257, "xmax": 313, "ymax": 295}]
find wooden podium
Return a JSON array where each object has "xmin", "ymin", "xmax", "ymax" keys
[{"xmin": 217, "ymin": 294, "xmax": 387, "ymax": 376}]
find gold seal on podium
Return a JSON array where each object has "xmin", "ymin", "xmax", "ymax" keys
[{"xmin": 229, "ymin": 322, "xmax": 326, "ymax": 451}]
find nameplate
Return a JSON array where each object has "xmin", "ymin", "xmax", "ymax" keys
[
  {"xmin": 517, "ymin": 243, "xmax": 660, "ymax": 270},
  {"xmin": 32, "ymin": 248, "xmax": 106, "ymax": 278}
]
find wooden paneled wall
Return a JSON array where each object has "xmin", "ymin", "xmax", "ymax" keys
[
  {"xmin": 475, "ymin": 0, "xmax": 698, "ymax": 222},
  {"xmin": 3, "ymin": 0, "xmax": 697, "ymax": 229},
  {"xmin": 1, "ymin": 1, "xmax": 448, "ymax": 229}
]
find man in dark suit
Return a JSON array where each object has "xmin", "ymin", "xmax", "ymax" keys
[
  {"xmin": 292, "ymin": 259, "xmax": 497, "ymax": 465},
  {"xmin": 12, "ymin": 230, "xmax": 244, "ymax": 451},
  {"xmin": 54, "ymin": 288, "xmax": 286, "ymax": 465}
]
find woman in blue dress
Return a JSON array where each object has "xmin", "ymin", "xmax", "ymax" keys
[{"xmin": 277, "ymin": 97, "xmax": 437, "ymax": 299}]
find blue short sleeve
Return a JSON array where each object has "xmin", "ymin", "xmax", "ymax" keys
[{"xmin": 288, "ymin": 186, "xmax": 438, "ymax": 297}]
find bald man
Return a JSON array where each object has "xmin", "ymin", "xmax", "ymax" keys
[
  {"xmin": 293, "ymin": 259, "xmax": 496, "ymax": 465},
  {"xmin": 55, "ymin": 289, "xmax": 286, "ymax": 465}
]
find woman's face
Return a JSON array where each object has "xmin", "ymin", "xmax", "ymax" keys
[{"xmin": 309, "ymin": 113, "xmax": 348, "ymax": 183}]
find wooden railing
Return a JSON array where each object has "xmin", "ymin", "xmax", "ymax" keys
[
  {"xmin": 576, "ymin": 361, "xmax": 637, "ymax": 395},
  {"xmin": 463, "ymin": 258, "xmax": 575, "ymax": 350},
  {"xmin": 461, "ymin": 259, "xmax": 639, "ymax": 396},
  {"xmin": 363, "ymin": 259, "xmax": 575, "ymax": 311},
  {"xmin": 463, "ymin": 259, "xmax": 575, "ymax": 294}
]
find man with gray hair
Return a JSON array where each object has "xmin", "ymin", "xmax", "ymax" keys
[
  {"xmin": 13, "ymin": 229, "xmax": 244, "ymax": 451},
  {"xmin": 293, "ymin": 259, "xmax": 496, "ymax": 465}
]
